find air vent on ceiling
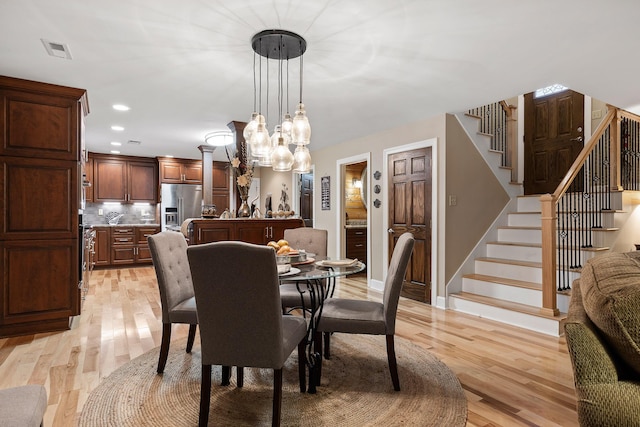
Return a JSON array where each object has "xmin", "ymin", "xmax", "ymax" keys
[
  {"xmin": 127, "ymin": 140, "xmax": 142, "ymax": 145},
  {"xmin": 41, "ymin": 38, "xmax": 72, "ymax": 60}
]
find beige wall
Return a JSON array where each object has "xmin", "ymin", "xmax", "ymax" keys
[
  {"xmin": 444, "ymin": 115, "xmax": 510, "ymax": 282},
  {"xmin": 255, "ymin": 112, "xmax": 510, "ymax": 302}
]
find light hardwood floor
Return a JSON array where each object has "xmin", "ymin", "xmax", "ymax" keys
[{"xmin": 0, "ymin": 267, "xmax": 578, "ymax": 426}]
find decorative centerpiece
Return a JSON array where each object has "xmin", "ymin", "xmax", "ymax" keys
[{"xmin": 228, "ymin": 144, "xmax": 254, "ymax": 218}]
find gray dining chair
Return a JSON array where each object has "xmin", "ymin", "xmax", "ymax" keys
[
  {"xmin": 280, "ymin": 228, "xmax": 328, "ymax": 312},
  {"xmin": 187, "ymin": 241, "xmax": 308, "ymax": 427},
  {"xmin": 148, "ymin": 231, "xmax": 198, "ymax": 374},
  {"xmin": 314, "ymin": 232, "xmax": 414, "ymax": 391}
]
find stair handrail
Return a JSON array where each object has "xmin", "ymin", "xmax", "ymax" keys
[{"xmin": 540, "ymin": 106, "xmax": 625, "ymax": 316}]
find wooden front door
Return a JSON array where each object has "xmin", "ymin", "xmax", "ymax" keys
[
  {"xmin": 300, "ymin": 173, "xmax": 313, "ymax": 227},
  {"xmin": 524, "ymin": 89, "xmax": 584, "ymax": 195},
  {"xmin": 388, "ymin": 147, "xmax": 431, "ymax": 304}
]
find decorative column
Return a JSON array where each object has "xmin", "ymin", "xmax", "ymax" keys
[
  {"xmin": 199, "ymin": 145, "xmax": 215, "ymax": 208},
  {"xmin": 227, "ymin": 121, "xmax": 248, "ymax": 209}
]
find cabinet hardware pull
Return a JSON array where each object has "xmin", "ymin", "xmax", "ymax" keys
[{"xmin": 355, "ymin": 244, "xmax": 364, "ymax": 247}]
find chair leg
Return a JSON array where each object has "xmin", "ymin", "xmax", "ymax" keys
[
  {"xmin": 186, "ymin": 324, "xmax": 197, "ymax": 353},
  {"xmin": 386, "ymin": 334, "xmax": 400, "ymax": 391},
  {"xmin": 272, "ymin": 368, "xmax": 283, "ymax": 427},
  {"xmin": 313, "ymin": 331, "xmax": 322, "ymax": 383},
  {"xmin": 323, "ymin": 332, "xmax": 331, "ymax": 359},
  {"xmin": 157, "ymin": 323, "xmax": 172, "ymax": 373},
  {"xmin": 298, "ymin": 338, "xmax": 306, "ymax": 393},
  {"xmin": 221, "ymin": 366, "xmax": 231, "ymax": 386},
  {"xmin": 237, "ymin": 367, "xmax": 244, "ymax": 388},
  {"xmin": 199, "ymin": 364, "xmax": 212, "ymax": 427}
]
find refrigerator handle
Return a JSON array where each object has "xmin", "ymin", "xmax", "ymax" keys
[{"xmin": 178, "ymin": 198, "xmax": 183, "ymax": 224}]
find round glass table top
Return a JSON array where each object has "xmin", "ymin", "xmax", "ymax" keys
[{"xmin": 279, "ymin": 260, "xmax": 365, "ymax": 281}]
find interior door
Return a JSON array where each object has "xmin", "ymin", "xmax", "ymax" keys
[
  {"xmin": 388, "ymin": 147, "xmax": 431, "ymax": 304},
  {"xmin": 300, "ymin": 173, "xmax": 313, "ymax": 227},
  {"xmin": 524, "ymin": 89, "xmax": 584, "ymax": 195}
]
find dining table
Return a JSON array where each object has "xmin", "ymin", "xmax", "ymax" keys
[{"xmin": 279, "ymin": 256, "xmax": 365, "ymax": 393}]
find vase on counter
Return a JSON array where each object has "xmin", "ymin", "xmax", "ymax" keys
[{"xmin": 237, "ymin": 185, "xmax": 251, "ymax": 218}]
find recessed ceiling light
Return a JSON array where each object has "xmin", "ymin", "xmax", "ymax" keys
[
  {"xmin": 110, "ymin": 150, "xmax": 121, "ymax": 154},
  {"xmin": 41, "ymin": 38, "xmax": 72, "ymax": 60},
  {"xmin": 164, "ymin": 155, "xmax": 174, "ymax": 158},
  {"xmin": 112, "ymin": 104, "xmax": 130, "ymax": 111},
  {"xmin": 111, "ymin": 125, "xmax": 124, "ymax": 131},
  {"xmin": 110, "ymin": 141, "xmax": 122, "ymax": 146}
]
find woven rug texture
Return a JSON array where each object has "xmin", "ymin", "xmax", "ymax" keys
[{"xmin": 79, "ymin": 334, "xmax": 467, "ymax": 426}]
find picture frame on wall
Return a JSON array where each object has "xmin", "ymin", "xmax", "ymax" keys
[{"xmin": 321, "ymin": 176, "xmax": 330, "ymax": 210}]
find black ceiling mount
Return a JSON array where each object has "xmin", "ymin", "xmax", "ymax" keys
[{"xmin": 251, "ymin": 29, "xmax": 306, "ymax": 60}]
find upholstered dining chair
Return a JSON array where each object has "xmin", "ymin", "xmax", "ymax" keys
[
  {"xmin": 280, "ymin": 227, "xmax": 328, "ymax": 313},
  {"xmin": 148, "ymin": 231, "xmax": 198, "ymax": 374},
  {"xmin": 314, "ymin": 232, "xmax": 414, "ymax": 391},
  {"xmin": 187, "ymin": 241, "xmax": 308, "ymax": 427}
]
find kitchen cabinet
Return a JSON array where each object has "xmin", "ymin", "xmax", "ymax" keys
[
  {"xmin": 212, "ymin": 161, "xmax": 230, "ymax": 213},
  {"xmin": 191, "ymin": 219, "xmax": 304, "ymax": 245},
  {"xmin": 0, "ymin": 76, "xmax": 87, "ymax": 337},
  {"xmin": 94, "ymin": 225, "xmax": 159, "ymax": 267},
  {"xmin": 91, "ymin": 153, "xmax": 158, "ymax": 203},
  {"xmin": 346, "ymin": 227, "xmax": 368, "ymax": 271},
  {"xmin": 158, "ymin": 158, "xmax": 202, "ymax": 184},
  {"xmin": 93, "ymin": 227, "xmax": 110, "ymax": 266},
  {"xmin": 84, "ymin": 156, "xmax": 94, "ymax": 203}
]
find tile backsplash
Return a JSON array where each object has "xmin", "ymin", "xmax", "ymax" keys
[{"xmin": 83, "ymin": 203, "xmax": 158, "ymax": 225}]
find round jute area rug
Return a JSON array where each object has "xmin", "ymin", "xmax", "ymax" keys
[{"xmin": 79, "ymin": 334, "xmax": 467, "ymax": 426}]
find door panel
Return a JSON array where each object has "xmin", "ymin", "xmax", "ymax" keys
[
  {"xmin": 300, "ymin": 173, "xmax": 313, "ymax": 227},
  {"xmin": 524, "ymin": 89, "xmax": 584, "ymax": 194},
  {"xmin": 388, "ymin": 147, "xmax": 431, "ymax": 304}
]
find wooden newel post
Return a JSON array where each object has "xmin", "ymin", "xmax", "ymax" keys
[
  {"xmin": 609, "ymin": 106, "xmax": 623, "ymax": 192},
  {"xmin": 540, "ymin": 194, "xmax": 559, "ymax": 316},
  {"xmin": 227, "ymin": 121, "xmax": 248, "ymax": 209}
]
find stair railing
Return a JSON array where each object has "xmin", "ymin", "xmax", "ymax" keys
[
  {"xmin": 468, "ymin": 101, "xmax": 518, "ymax": 181},
  {"xmin": 539, "ymin": 106, "xmax": 639, "ymax": 315}
]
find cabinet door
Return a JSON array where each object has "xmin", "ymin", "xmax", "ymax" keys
[
  {"xmin": 128, "ymin": 161, "xmax": 157, "ymax": 202},
  {"xmin": 212, "ymin": 161, "xmax": 230, "ymax": 212},
  {"xmin": 159, "ymin": 161, "xmax": 184, "ymax": 183},
  {"xmin": 135, "ymin": 226, "xmax": 160, "ymax": 244},
  {"xmin": 235, "ymin": 223, "xmax": 268, "ymax": 245},
  {"xmin": 183, "ymin": 161, "xmax": 202, "ymax": 184},
  {"xmin": 94, "ymin": 158, "xmax": 127, "ymax": 202},
  {"xmin": 197, "ymin": 224, "xmax": 232, "ymax": 244},
  {"xmin": 85, "ymin": 157, "xmax": 94, "ymax": 202},
  {"xmin": 94, "ymin": 228, "xmax": 110, "ymax": 266},
  {"xmin": 112, "ymin": 246, "xmax": 135, "ymax": 264}
]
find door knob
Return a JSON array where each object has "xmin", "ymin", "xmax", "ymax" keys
[
  {"xmin": 388, "ymin": 228, "xmax": 395, "ymax": 233},
  {"xmin": 570, "ymin": 136, "xmax": 583, "ymax": 142}
]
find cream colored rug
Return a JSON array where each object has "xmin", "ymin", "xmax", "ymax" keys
[{"xmin": 79, "ymin": 334, "xmax": 467, "ymax": 426}]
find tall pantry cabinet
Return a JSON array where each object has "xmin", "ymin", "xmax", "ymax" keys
[{"xmin": 0, "ymin": 76, "xmax": 88, "ymax": 337}]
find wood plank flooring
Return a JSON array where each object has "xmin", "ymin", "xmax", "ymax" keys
[{"xmin": 0, "ymin": 266, "xmax": 578, "ymax": 426}]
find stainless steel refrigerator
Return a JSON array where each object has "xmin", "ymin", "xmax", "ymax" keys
[{"xmin": 160, "ymin": 183, "xmax": 202, "ymax": 231}]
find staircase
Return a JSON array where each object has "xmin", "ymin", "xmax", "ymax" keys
[{"xmin": 449, "ymin": 110, "xmax": 631, "ymax": 336}]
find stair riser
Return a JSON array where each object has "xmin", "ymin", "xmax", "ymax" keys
[
  {"xmin": 448, "ymin": 296, "xmax": 562, "ymax": 336},
  {"xmin": 517, "ymin": 197, "xmax": 541, "ymax": 212},
  {"xmin": 462, "ymin": 278, "xmax": 541, "ymax": 306},
  {"xmin": 475, "ymin": 260, "xmax": 542, "ymax": 282},
  {"xmin": 498, "ymin": 228, "xmax": 542, "ymax": 243},
  {"xmin": 487, "ymin": 244, "xmax": 541, "ymax": 262},
  {"xmin": 508, "ymin": 213, "xmax": 541, "ymax": 227}
]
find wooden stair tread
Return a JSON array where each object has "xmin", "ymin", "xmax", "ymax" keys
[
  {"xmin": 451, "ymin": 291, "xmax": 566, "ymax": 320},
  {"xmin": 476, "ymin": 257, "xmax": 541, "ymax": 268},
  {"xmin": 463, "ymin": 274, "xmax": 541, "ymax": 290},
  {"xmin": 487, "ymin": 241, "xmax": 541, "ymax": 247}
]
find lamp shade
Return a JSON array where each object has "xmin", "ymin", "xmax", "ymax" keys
[
  {"xmin": 292, "ymin": 144, "xmax": 311, "ymax": 173},
  {"xmin": 271, "ymin": 137, "xmax": 294, "ymax": 171},
  {"xmin": 292, "ymin": 103, "xmax": 311, "ymax": 145}
]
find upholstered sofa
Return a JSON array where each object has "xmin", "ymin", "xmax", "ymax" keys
[{"xmin": 565, "ymin": 251, "xmax": 640, "ymax": 426}]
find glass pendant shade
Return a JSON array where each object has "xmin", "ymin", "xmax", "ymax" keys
[
  {"xmin": 271, "ymin": 137, "xmax": 294, "ymax": 171},
  {"xmin": 292, "ymin": 103, "xmax": 311, "ymax": 145},
  {"xmin": 250, "ymin": 114, "xmax": 270, "ymax": 158},
  {"xmin": 281, "ymin": 113, "xmax": 293, "ymax": 139},
  {"xmin": 292, "ymin": 144, "xmax": 311, "ymax": 173},
  {"xmin": 243, "ymin": 112, "xmax": 258, "ymax": 142},
  {"xmin": 271, "ymin": 125, "xmax": 291, "ymax": 146},
  {"xmin": 258, "ymin": 152, "xmax": 273, "ymax": 167}
]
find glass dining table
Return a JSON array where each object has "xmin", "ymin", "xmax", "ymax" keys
[{"xmin": 279, "ymin": 258, "xmax": 365, "ymax": 393}]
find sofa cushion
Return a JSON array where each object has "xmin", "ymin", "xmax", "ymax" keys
[{"xmin": 580, "ymin": 251, "xmax": 640, "ymax": 375}]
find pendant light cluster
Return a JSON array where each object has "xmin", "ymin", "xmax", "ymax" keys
[{"xmin": 243, "ymin": 29, "xmax": 312, "ymax": 173}]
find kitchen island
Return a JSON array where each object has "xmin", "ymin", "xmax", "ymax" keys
[{"xmin": 189, "ymin": 218, "xmax": 304, "ymax": 245}]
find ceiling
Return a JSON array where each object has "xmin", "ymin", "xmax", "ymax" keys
[{"xmin": 2, "ymin": 0, "xmax": 640, "ymax": 161}]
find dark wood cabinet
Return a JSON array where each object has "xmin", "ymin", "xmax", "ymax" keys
[
  {"xmin": 346, "ymin": 228, "xmax": 367, "ymax": 271},
  {"xmin": 92, "ymin": 153, "xmax": 157, "ymax": 203},
  {"xmin": 191, "ymin": 219, "xmax": 304, "ymax": 245},
  {"xmin": 158, "ymin": 158, "xmax": 202, "ymax": 184},
  {"xmin": 84, "ymin": 156, "xmax": 94, "ymax": 203},
  {"xmin": 94, "ymin": 225, "xmax": 159, "ymax": 267},
  {"xmin": 212, "ymin": 161, "xmax": 230, "ymax": 213},
  {"xmin": 0, "ymin": 76, "xmax": 88, "ymax": 337},
  {"xmin": 93, "ymin": 227, "xmax": 110, "ymax": 266}
]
